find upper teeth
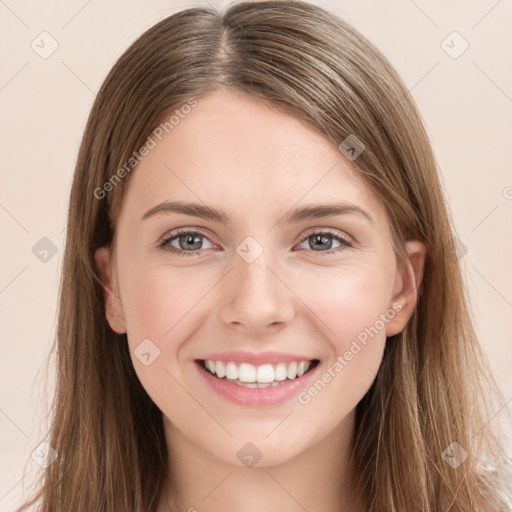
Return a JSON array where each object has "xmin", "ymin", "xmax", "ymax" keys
[{"xmin": 204, "ymin": 360, "xmax": 312, "ymax": 383}]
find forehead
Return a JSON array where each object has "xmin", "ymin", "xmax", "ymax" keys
[{"xmin": 118, "ymin": 89, "xmax": 386, "ymax": 227}]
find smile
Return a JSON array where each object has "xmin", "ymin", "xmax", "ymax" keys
[{"xmin": 195, "ymin": 356, "xmax": 320, "ymax": 406}]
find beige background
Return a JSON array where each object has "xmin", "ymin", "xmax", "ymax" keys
[{"xmin": 1, "ymin": 0, "xmax": 511, "ymax": 509}]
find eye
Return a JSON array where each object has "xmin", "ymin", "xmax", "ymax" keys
[
  {"xmin": 295, "ymin": 229, "xmax": 353, "ymax": 255},
  {"xmin": 157, "ymin": 228, "xmax": 353, "ymax": 257},
  {"xmin": 157, "ymin": 229, "xmax": 215, "ymax": 257}
]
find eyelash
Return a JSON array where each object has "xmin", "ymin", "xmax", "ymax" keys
[{"xmin": 157, "ymin": 228, "xmax": 353, "ymax": 257}]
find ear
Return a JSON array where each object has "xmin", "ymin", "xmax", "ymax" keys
[
  {"xmin": 94, "ymin": 246, "xmax": 127, "ymax": 334},
  {"xmin": 385, "ymin": 240, "xmax": 426, "ymax": 337}
]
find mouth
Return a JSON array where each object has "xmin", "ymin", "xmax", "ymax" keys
[{"xmin": 196, "ymin": 358, "xmax": 320, "ymax": 388}]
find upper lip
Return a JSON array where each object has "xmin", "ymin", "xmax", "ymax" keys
[{"xmin": 197, "ymin": 351, "xmax": 318, "ymax": 366}]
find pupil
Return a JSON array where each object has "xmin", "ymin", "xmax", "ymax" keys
[
  {"xmin": 311, "ymin": 234, "xmax": 331, "ymax": 251},
  {"xmin": 180, "ymin": 234, "xmax": 202, "ymax": 250}
]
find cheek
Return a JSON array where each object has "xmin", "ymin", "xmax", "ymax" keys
[
  {"xmin": 293, "ymin": 266, "xmax": 392, "ymax": 408},
  {"xmin": 120, "ymin": 263, "xmax": 224, "ymax": 382},
  {"xmin": 293, "ymin": 268, "xmax": 393, "ymax": 416},
  {"xmin": 119, "ymin": 265, "xmax": 215, "ymax": 408},
  {"xmin": 295, "ymin": 264, "xmax": 393, "ymax": 347},
  {"xmin": 121, "ymin": 262, "xmax": 213, "ymax": 337}
]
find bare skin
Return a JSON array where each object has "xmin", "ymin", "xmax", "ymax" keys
[{"xmin": 95, "ymin": 88, "xmax": 425, "ymax": 512}]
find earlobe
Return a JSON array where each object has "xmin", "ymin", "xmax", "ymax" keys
[
  {"xmin": 94, "ymin": 246, "xmax": 127, "ymax": 334},
  {"xmin": 385, "ymin": 240, "xmax": 427, "ymax": 337}
]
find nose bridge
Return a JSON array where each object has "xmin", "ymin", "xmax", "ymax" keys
[
  {"xmin": 235, "ymin": 236, "xmax": 281, "ymax": 304},
  {"xmin": 219, "ymin": 235, "xmax": 294, "ymax": 329}
]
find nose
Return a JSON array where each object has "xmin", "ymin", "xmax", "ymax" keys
[{"xmin": 218, "ymin": 247, "xmax": 295, "ymax": 333}]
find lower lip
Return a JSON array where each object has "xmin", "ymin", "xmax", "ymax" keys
[{"xmin": 195, "ymin": 360, "xmax": 319, "ymax": 407}]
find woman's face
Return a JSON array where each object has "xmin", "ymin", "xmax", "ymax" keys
[{"xmin": 95, "ymin": 88, "xmax": 424, "ymax": 468}]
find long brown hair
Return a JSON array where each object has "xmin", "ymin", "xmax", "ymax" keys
[{"xmin": 17, "ymin": 1, "xmax": 512, "ymax": 510}]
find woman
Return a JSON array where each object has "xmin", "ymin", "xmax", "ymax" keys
[{"xmin": 17, "ymin": 1, "xmax": 512, "ymax": 510}]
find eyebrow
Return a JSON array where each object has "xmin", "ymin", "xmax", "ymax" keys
[{"xmin": 141, "ymin": 200, "xmax": 373, "ymax": 225}]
